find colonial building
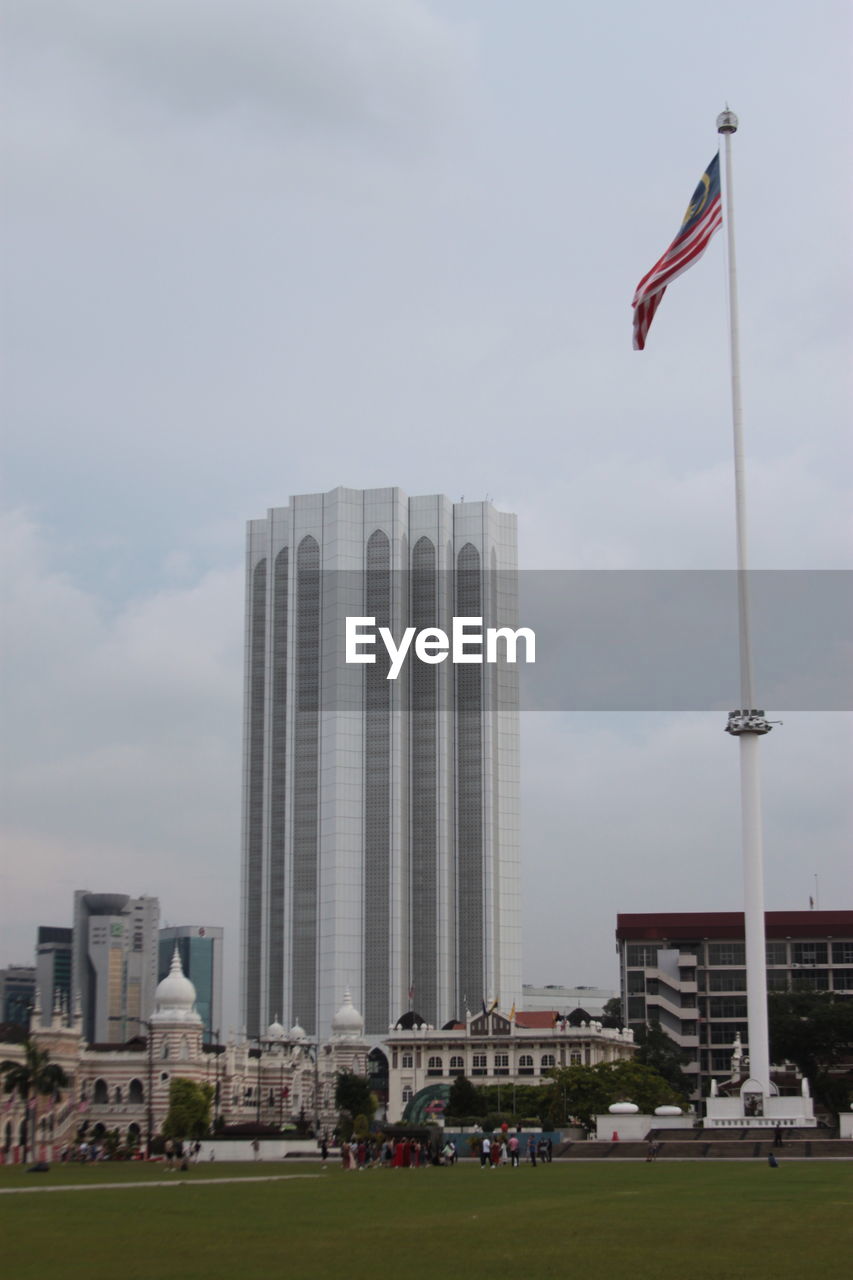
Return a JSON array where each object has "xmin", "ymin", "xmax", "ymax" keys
[
  {"xmin": 1, "ymin": 951, "xmax": 369, "ymax": 1163},
  {"xmin": 384, "ymin": 1005, "xmax": 636, "ymax": 1123}
]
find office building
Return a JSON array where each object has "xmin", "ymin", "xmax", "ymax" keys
[
  {"xmin": 72, "ymin": 891, "xmax": 159, "ymax": 1043},
  {"xmin": 0, "ymin": 965, "xmax": 36, "ymax": 1029},
  {"xmin": 616, "ymin": 910, "xmax": 853, "ymax": 1098},
  {"xmin": 241, "ymin": 487, "xmax": 522, "ymax": 1039},
  {"xmin": 35, "ymin": 927, "xmax": 73, "ymax": 1027},
  {"xmin": 158, "ymin": 925, "xmax": 223, "ymax": 1042}
]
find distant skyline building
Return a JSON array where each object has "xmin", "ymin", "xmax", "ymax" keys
[
  {"xmin": 241, "ymin": 486, "xmax": 522, "ymax": 1040},
  {"xmin": 72, "ymin": 891, "xmax": 159, "ymax": 1043},
  {"xmin": 0, "ymin": 965, "xmax": 36, "ymax": 1028},
  {"xmin": 520, "ymin": 985, "xmax": 618, "ymax": 1018},
  {"xmin": 158, "ymin": 925, "xmax": 223, "ymax": 1042},
  {"xmin": 35, "ymin": 927, "xmax": 73, "ymax": 1027}
]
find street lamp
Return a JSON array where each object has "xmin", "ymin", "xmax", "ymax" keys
[{"xmin": 137, "ymin": 1019, "xmax": 155, "ymax": 1160}]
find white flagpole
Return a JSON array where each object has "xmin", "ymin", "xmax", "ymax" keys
[{"xmin": 717, "ymin": 109, "xmax": 772, "ymax": 1102}]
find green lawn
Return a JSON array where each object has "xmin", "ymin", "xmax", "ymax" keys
[{"xmin": 1, "ymin": 1161, "xmax": 851, "ymax": 1280}]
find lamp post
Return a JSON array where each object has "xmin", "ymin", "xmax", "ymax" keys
[
  {"xmin": 137, "ymin": 1019, "xmax": 155, "ymax": 1160},
  {"xmin": 213, "ymin": 1029, "xmax": 221, "ymax": 1130}
]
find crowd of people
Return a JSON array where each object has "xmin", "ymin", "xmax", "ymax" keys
[
  {"xmin": 479, "ymin": 1134, "xmax": 553, "ymax": 1168},
  {"xmin": 334, "ymin": 1132, "xmax": 555, "ymax": 1169},
  {"xmin": 337, "ymin": 1136, "xmax": 460, "ymax": 1169}
]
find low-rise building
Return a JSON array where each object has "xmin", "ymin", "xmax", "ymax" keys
[
  {"xmin": 385, "ymin": 1005, "xmax": 635, "ymax": 1123},
  {"xmin": 616, "ymin": 910, "xmax": 853, "ymax": 1100}
]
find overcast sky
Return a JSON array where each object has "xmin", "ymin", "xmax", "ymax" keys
[{"xmin": 2, "ymin": 1, "xmax": 851, "ymax": 1029}]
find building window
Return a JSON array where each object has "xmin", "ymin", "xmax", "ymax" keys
[
  {"xmin": 627, "ymin": 971, "xmax": 645, "ymax": 994},
  {"xmin": 791, "ymin": 942, "xmax": 828, "ymax": 966},
  {"xmin": 494, "ymin": 1052, "xmax": 509, "ymax": 1076},
  {"xmin": 401, "ymin": 1054, "xmax": 413, "ymax": 1069},
  {"xmin": 402, "ymin": 1087, "xmax": 413, "ymax": 1104},
  {"xmin": 832, "ymin": 969, "xmax": 853, "ymax": 990},
  {"xmin": 831, "ymin": 942, "xmax": 853, "ymax": 965},
  {"xmin": 708, "ymin": 997, "xmax": 748, "ymax": 1019},
  {"xmin": 767, "ymin": 971, "xmax": 790, "ymax": 992},
  {"xmin": 711, "ymin": 1050, "xmax": 733, "ymax": 1071},
  {"xmin": 765, "ymin": 942, "xmax": 787, "ymax": 966},
  {"xmin": 710, "ymin": 1023, "xmax": 747, "ymax": 1046},
  {"xmin": 793, "ymin": 970, "xmax": 829, "ymax": 991},
  {"xmin": 472, "ymin": 1053, "xmax": 487, "ymax": 1077},
  {"xmin": 540, "ymin": 1054, "xmax": 556, "ymax": 1071},
  {"xmin": 708, "ymin": 943, "xmax": 746, "ymax": 966},
  {"xmin": 427, "ymin": 1056, "xmax": 443, "ymax": 1077},
  {"xmin": 570, "ymin": 1051, "xmax": 582, "ymax": 1065},
  {"xmin": 518, "ymin": 1054, "xmax": 534, "ymax": 1076},
  {"xmin": 626, "ymin": 944, "xmax": 659, "ymax": 966},
  {"xmin": 627, "ymin": 996, "xmax": 646, "ymax": 1021},
  {"xmin": 708, "ymin": 970, "xmax": 747, "ymax": 992}
]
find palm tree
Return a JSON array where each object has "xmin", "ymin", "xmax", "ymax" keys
[{"xmin": 1, "ymin": 1039, "xmax": 69, "ymax": 1164}]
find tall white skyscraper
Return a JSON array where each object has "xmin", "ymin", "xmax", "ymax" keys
[{"xmin": 240, "ymin": 487, "xmax": 521, "ymax": 1039}]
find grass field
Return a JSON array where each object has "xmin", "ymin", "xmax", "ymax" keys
[{"xmin": 2, "ymin": 1160, "xmax": 851, "ymax": 1280}]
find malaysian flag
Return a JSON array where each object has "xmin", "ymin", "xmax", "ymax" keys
[{"xmin": 632, "ymin": 153, "xmax": 722, "ymax": 350}]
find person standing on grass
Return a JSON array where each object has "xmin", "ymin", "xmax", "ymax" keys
[
  {"xmin": 481, "ymin": 1135, "xmax": 491, "ymax": 1168},
  {"xmin": 528, "ymin": 1136, "xmax": 537, "ymax": 1167},
  {"xmin": 508, "ymin": 1134, "xmax": 519, "ymax": 1167}
]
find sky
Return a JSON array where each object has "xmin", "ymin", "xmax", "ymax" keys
[{"xmin": 2, "ymin": 0, "xmax": 851, "ymax": 1031}]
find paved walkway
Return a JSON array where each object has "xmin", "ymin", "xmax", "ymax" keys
[{"xmin": 0, "ymin": 1173, "xmax": 323, "ymax": 1195}]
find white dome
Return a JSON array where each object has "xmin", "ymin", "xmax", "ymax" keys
[
  {"xmin": 266, "ymin": 1016, "xmax": 286, "ymax": 1041},
  {"xmin": 331, "ymin": 989, "xmax": 364, "ymax": 1039},
  {"xmin": 608, "ymin": 1102, "xmax": 639, "ymax": 1114},
  {"xmin": 289, "ymin": 1018, "xmax": 307, "ymax": 1041},
  {"xmin": 151, "ymin": 946, "xmax": 201, "ymax": 1024}
]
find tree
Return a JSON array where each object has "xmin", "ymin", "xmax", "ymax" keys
[
  {"xmin": 633, "ymin": 1022, "xmax": 692, "ymax": 1096},
  {"xmin": 0, "ymin": 1039, "xmax": 69, "ymax": 1163},
  {"xmin": 545, "ymin": 1060, "xmax": 686, "ymax": 1129},
  {"xmin": 768, "ymin": 989, "xmax": 853, "ymax": 1112},
  {"xmin": 446, "ymin": 1074, "xmax": 486, "ymax": 1120},
  {"xmin": 161, "ymin": 1078, "xmax": 213, "ymax": 1141},
  {"xmin": 600, "ymin": 998, "xmax": 624, "ymax": 1029},
  {"xmin": 334, "ymin": 1071, "xmax": 376, "ymax": 1122}
]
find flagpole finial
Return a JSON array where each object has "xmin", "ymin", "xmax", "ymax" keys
[{"xmin": 717, "ymin": 109, "xmax": 738, "ymax": 134}]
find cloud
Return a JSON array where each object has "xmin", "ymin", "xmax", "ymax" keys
[
  {"xmin": 5, "ymin": 0, "xmax": 472, "ymax": 147},
  {"xmin": 0, "ymin": 509, "xmax": 243, "ymax": 964}
]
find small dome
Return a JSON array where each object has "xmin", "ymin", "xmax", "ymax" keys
[
  {"xmin": 289, "ymin": 1018, "xmax": 307, "ymax": 1041},
  {"xmin": 266, "ymin": 1016, "xmax": 286, "ymax": 1041},
  {"xmin": 608, "ymin": 1102, "xmax": 639, "ymax": 1114},
  {"xmin": 151, "ymin": 946, "xmax": 201, "ymax": 1024},
  {"xmin": 331, "ymin": 989, "xmax": 364, "ymax": 1039}
]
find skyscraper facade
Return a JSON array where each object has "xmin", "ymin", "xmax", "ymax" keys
[
  {"xmin": 72, "ymin": 891, "xmax": 159, "ymax": 1043},
  {"xmin": 35, "ymin": 926, "xmax": 73, "ymax": 1026},
  {"xmin": 241, "ymin": 487, "xmax": 521, "ymax": 1039},
  {"xmin": 158, "ymin": 925, "xmax": 223, "ymax": 1042}
]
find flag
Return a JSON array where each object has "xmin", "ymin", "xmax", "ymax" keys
[
  {"xmin": 408, "ymin": 984, "xmax": 414, "ymax": 1002},
  {"xmin": 482, "ymin": 997, "xmax": 498, "ymax": 1016},
  {"xmin": 632, "ymin": 153, "xmax": 722, "ymax": 350},
  {"xmin": 508, "ymin": 1003, "xmax": 516, "ymax": 1022}
]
